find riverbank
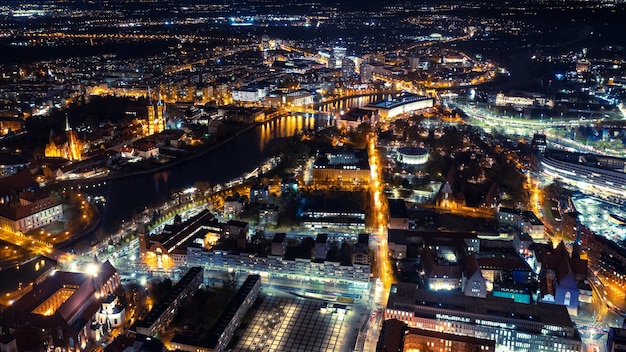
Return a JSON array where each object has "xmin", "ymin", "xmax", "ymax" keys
[
  {"xmin": 56, "ymin": 202, "xmax": 103, "ymax": 251},
  {"xmin": 49, "ymin": 92, "xmax": 398, "ymax": 188},
  {"xmin": 51, "ymin": 121, "xmax": 262, "ymax": 188}
]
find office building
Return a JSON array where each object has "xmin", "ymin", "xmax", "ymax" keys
[
  {"xmin": 497, "ymin": 207, "xmax": 545, "ymax": 241},
  {"xmin": 388, "ymin": 198, "xmax": 409, "ymax": 230},
  {"xmin": 336, "ymin": 108, "xmax": 374, "ymax": 131},
  {"xmin": 313, "ymin": 149, "xmax": 370, "ymax": 184},
  {"xmin": 384, "ymin": 283, "xmax": 582, "ymax": 352},
  {"xmin": 299, "ymin": 192, "xmax": 367, "ymax": 232},
  {"xmin": 377, "ymin": 319, "xmax": 496, "ymax": 352},
  {"xmin": 139, "ymin": 209, "xmax": 220, "ymax": 266},
  {"xmin": 0, "ymin": 171, "xmax": 64, "ymax": 233}
]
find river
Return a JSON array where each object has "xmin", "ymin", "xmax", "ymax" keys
[{"xmin": 83, "ymin": 94, "xmax": 388, "ymax": 230}]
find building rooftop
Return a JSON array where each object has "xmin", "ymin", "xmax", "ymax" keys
[
  {"xmin": 173, "ymin": 275, "xmax": 260, "ymax": 349},
  {"xmin": 226, "ymin": 219, "xmax": 248, "ymax": 228},
  {"xmin": 134, "ymin": 267, "xmax": 202, "ymax": 330},
  {"xmin": 388, "ymin": 283, "xmax": 576, "ymax": 330},
  {"xmin": 397, "ymin": 147, "xmax": 428, "ymax": 156},
  {"xmin": 272, "ymin": 233, "xmax": 286, "ymax": 243},
  {"xmin": 407, "ymin": 327, "xmax": 497, "ymax": 348},
  {"xmin": 388, "ymin": 198, "xmax": 407, "ymax": 219},
  {"xmin": 341, "ymin": 108, "xmax": 372, "ymax": 122},
  {"xmin": 367, "ymin": 93, "xmax": 431, "ymax": 110},
  {"xmin": 160, "ymin": 209, "xmax": 215, "ymax": 253},
  {"xmin": 388, "ymin": 229, "xmax": 477, "ymax": 245},
  {"xmin": 300, "ymin": 191, "xmax": 368, "ymax": 214},
  {"xmin": 522, "ymin": 210, "xmax": 543, "ymax": 226},
  {"xmin": 376, "ymin": 319, "xmax": 405, "ymax": 352},
  {"xmin": 313, "ymin": 148, "xmax": 370, "ymax": 170},
  {"xmin": 609, "ymin": 327, "xmax": 626, "ymax": 343},
  {"xmin": 6, "ymin": 261, "xmax": 118, "ymax": 347}
]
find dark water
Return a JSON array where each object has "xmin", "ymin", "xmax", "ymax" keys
[{"xmin": 85, "ymin": 94, "xmax": 386, "ymax": 229}]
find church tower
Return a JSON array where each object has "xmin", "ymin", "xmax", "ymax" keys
[
  {"xmin": 147, "ymin": 87, "xmax": 156, "ymax": 135},
  {"xmin": 45, "ymin": 114, "xmax": 83, "ymax": 161},
  {"xmin": 155, "ymin": 93, "xmax": 165, "ymax": 133},
  {"xmin": 64, "ymin": 115, "xmax": 83, "ymax": 161}
]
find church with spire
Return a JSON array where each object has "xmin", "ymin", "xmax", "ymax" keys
[
  {"xmin": 44, "ymin": 115, "xmax": 85, "ymax": 161},
  {"xmin": 146, "ymin": 87, "xmax": 166, "ymax": 136}
]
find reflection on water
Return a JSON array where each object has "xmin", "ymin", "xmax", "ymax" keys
[
  {"xmin": 88, "ymin": 93, "xmax": 388, "ymax": 229},
  {"xmin": 259, "ymin": 113, "xmax": 334, "ymax": 151},
  {"xmin": 320, "ymin": 94, "xmax": 390, "ymax": 113}
]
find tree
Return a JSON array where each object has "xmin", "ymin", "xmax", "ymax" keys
[
  {"xmin": 148, "ymin": 278, "xmax": 173, "ymax": 304},
  {"xmin": 94, "ymin": 228, "xmax": 108, "ymax": 243}
]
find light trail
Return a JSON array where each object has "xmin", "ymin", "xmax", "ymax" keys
[{"xmin": 368, "ymin": 133, "xmax": 393, "ymax": 297}]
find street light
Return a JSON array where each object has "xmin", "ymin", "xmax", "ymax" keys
[{"xmin": 85, "ymin": 263, "xmax": 99, "ymax": 277}]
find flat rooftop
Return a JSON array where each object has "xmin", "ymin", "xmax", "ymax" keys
[
  {"xmin": 408, "ymin": 327, "xmax": 496, "ymax": 348},
  {"xmin": 313, "ymin": 148, "xmax": 370, "ymax": 170},
  {"xmin": 197, "ymin": 275, "xmax": 261, "ymax": 349},
  {"xmin": 522, "ymin": 210, "xmax": 544, "ymax": 226},
  {"xmin": 387, "ymin": 283, "xmax": 576, "ymax": 330},
  {"xmin": 367, "ymin": 93, "xmax": 432, "ymax": 110},
  {"xmin": 134, "ymin": 267, "xmax": 203, "ymax": 330}
]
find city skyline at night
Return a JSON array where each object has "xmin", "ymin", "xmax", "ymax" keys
[{"xmin": 0, "ymin": 1, "xmax": 626, "ymax": 352}]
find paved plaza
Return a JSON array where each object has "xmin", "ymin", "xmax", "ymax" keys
[{"xmin": 233, "ymin": 292, "xmax": 353, "ymax": 352}]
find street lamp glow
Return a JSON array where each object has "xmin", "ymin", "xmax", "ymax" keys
[{"xmin": 85, "ymin": 263, "xmax": 99, "ymax": 277}]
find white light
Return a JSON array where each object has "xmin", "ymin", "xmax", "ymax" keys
[{"xmin": 85, "ymin": 263, "xmax": 99, "ymax": 277}]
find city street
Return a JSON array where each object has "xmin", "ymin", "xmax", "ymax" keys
[{"xmin": 0, "ymin": 228, "xmax": 65, "ymax": 260}]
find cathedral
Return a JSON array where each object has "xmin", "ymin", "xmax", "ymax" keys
[
  {"xmin": 44, "ymin": 116, "xmax": 85, "ymax": 161},
  {"xmin": 147, "ymin": 88, "xmax": 166, "ymax": 135}
]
